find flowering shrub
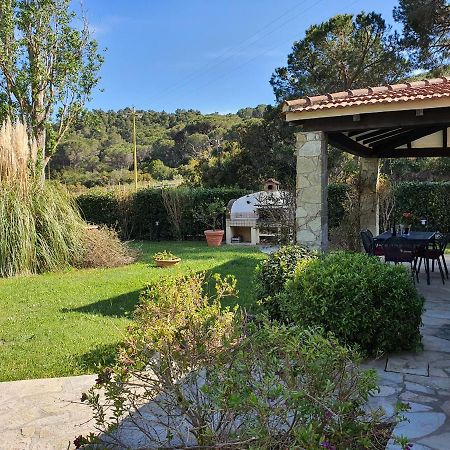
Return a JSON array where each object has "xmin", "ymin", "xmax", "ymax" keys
[
  {"xmin": 255, "ymin": 244, "xmax": 317, "ymax": 320},
  {"xmin": 279, "ymin": 252, "xmax": 424, "ymax": 355},
  {"xmin": 400, "ymin": 212, "xmax": 415, "ymax": 226},
  {"xmin": 76, "ymin": 271, "xmax": 400, "ymax": 449}
]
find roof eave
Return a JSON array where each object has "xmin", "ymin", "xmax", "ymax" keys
[{"xmin": 284, "ymin": 97, "xmax": 450, "ymax": 123}]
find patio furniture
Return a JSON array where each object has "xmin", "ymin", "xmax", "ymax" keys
[
  {"xmin": 360, "ymin": 230, "xmax": 374, "ymax": 255},
  {"xmin": 382, "ymin": 236, "xmax": 419, "ymax": 282},
  {"xmin": 360, "ymin": 229, "xmax": 384, "ymax": 256},
  {"xmin": 376, "ymin": 231, "xmax": 438, "ymax": 285},
  {"xmin": 417, "ymin": 233, "xmax": 449, "ymax": 285}
]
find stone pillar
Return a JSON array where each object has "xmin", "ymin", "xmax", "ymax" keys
[
  {"xmin": 250, "ymin": 226, "xmax": 259, "ymax": 245},
  {"xmin": 225, "ymin": 219, "xmax": 232, "ymax": 244},
  {"xmin": 295, "ymin": 131, "xmax": 328, "ymax": 251},
  {"xmin": 359, "ymin": 158, "xmax": 379, "ymax": 236}
]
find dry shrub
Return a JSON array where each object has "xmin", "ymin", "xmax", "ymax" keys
[
  {"xmin": 378, "ymin": 174, "xmax": 395, "ymax": 232},
  {"xmin": 77, "ymin": 226, "xmax": 138, "ymax": 268},
  {"xmin": 329, "ymin": 187, "xmax": 361, "ymax": 251}
]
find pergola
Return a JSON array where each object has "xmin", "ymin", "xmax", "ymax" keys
[{"xmin": 283, "ymin": 77, "xmax": 450, "ymax": 250}]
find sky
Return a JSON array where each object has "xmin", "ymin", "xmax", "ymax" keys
[{"xmin": 83, "ymin": 0, "xmax": 400, "ymax": 114}]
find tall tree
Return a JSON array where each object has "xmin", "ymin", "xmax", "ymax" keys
[
  {"xmin": 270, "ymin": 12, "xmax": 409, "ymax": 102},
  {"xmin": 394, "ymin": 0, "xmax": 450, "ymax": 70},
  {"xmin": 0, "ymin": 0, "xmax": 103, "ymax": 176}
]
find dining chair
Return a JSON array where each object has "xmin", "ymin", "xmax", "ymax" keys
[
  {"xmin": 360, "ymin": 229, "xmax": 384, "ymax": 256},
  {"xmin": 360, "ymin": 230, "xmax": 374, "ymax": 255},
  {"xmin": 382, "ymin": 236, "xmax": 419, "ymax": 282},
  {"xmin": 417, "ymin": 233, "xmax": 449, "ymax": 285}
]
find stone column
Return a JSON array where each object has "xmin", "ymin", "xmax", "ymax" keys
[
  {"xmin": 250, "ymin": 226, "xmax": 259, "ymax": 245},
  {"xmin": 295, "ymin": 131, "xmax": 328, "ymax": 251},
  {"xmin": 359, "ymin": 157, "xmax": 379, "ymax": 236}
]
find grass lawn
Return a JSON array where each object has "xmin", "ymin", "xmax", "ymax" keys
[{"xmin": 0, "ymin": 242, "xmax": 265, "ymax": 382}]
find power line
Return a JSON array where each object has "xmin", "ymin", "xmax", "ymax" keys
[
  {"xmin": 149, "ymin": 0, "xmax": 327, "ymax": 105},
  {"xmin": 171, "ymin": 0, "xmax": 364, "ymax": 105}
]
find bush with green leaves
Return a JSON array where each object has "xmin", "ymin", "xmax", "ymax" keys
[
  {"xmin": 77, "ymin": 271, "xmax": 398, "ymax": 450},
  {"xmin": 255, "ymin": 244, "xmax": 316, "ymax": 320},
  {"xmin": 279, "ymin": 252, "xmax": 424, "ymax": 355}
]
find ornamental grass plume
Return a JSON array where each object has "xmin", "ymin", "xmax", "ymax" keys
[
  {"xmin": 0, "ymin": 118, "xmax": 38, "ymax": 188},
  {"xmin": 0, "ymin": 119, "xmax": 86, "ymax": 276}
]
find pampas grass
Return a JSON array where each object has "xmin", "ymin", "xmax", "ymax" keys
[
  {"xmin": 0, "ymin": 119, "xmax": 86, "ymax": 277},
  {"xmin": 0, "ymin": 119, "xmax": 38, "ymax": 187},
  {"xmin": 0, "ymin": 181, "xmax": 86, "ymax": 277},
  {"xmin": 0, "ymin": 119, "xmax": 136, "ymax": 277}
]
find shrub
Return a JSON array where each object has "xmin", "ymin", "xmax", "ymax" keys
[
  {"xmin": 255, "ymin": 244, "xmax": 316, "ymax": 320},
  {"xmin": 76, "ymin": 190, "xmax": 121, "ymax": 228},
  {"xmin": 76, "ymin": 226, "xmax": 138, "ymax": 269},
  {"xmin": 78, "ymin": 272, "xmax": 394, "ymax": 449},
  {"xmin": 280, "ymin": 252, "xmax": 424, "ymax": 355}
]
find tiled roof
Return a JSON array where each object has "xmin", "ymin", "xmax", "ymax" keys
[{"xmin": 283, "ymin": 77, "xmax": 450, "ymax": 113}]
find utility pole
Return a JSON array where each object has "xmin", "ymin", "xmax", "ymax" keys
[{"xmin": 132, "ymin": 106, "xmax": 138, "ymax": 192}]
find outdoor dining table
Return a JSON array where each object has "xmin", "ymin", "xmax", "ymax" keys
[
  {"xmin": 374, "ymin": 231, "xmax": 437, "ymax": 284},
  {"xmin": 374, "ymin": 230, "xmax": 436, "ymax": 245}
]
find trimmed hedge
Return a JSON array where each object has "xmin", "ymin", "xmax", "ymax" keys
[
  {"xmin": 77, "ymin": 185, "xmax": 350, "ymax": 240},
  {"xmin": 77, "ymin": 187, "xmax": 249, "ymax": 240},
  {"xmin": 394, "ymin": 182, "xmax": 450, "ymax": 233},
  {"xmin": 76, "ymin": 181, "xmax": 450, "ymax": 240}
]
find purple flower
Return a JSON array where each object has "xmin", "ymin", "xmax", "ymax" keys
[{"xmin": 320, "ymin": 442, "xmax": 336, "ymax": 450}]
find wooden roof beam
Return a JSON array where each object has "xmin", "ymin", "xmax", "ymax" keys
[
  {"xmin": 372, "ymin": 126, "xmax": 444, "ymax": 150},
  {"xmin": 328, "ymin": 132, "xmax": 375, "ymax": 158}
]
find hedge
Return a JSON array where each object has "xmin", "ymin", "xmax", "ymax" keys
[
  {"xmin": 394, "ymin": 182, "xmax": 450, "ymax": 233},
  {"xmin": 76, "ymin": 181, "xmax": 450, "ymax": 240},
  {"xmin": 76, "ymin": 187, "xmax": 250, "ymax": 240}
]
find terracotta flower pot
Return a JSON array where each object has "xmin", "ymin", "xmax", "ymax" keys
[
  {"xmin": 154, "ymin": 258, "xmax": 181, "ymax": 268},
  {"xmin": 204, "ymin": 230, "xmax": 224, "ymax": 247}
]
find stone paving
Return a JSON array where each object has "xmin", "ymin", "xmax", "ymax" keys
[
  {"xmin": 0, "ymin": 257, "xmax": 449, "ymax": 449},
  {"xmin": 366, "ymin": 256, "xmax": 450, "ymax": 449},
  {"xmin": 0, "ymin": 374, "xmax": 96, "ymax": 450}
]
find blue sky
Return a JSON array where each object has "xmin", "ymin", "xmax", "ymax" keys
[{"xmin": 83, "ymin": 0, "xmax": 399, "ymax": 114}]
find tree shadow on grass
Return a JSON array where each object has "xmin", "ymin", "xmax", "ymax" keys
[
  {"xmin": 75, "ymin": 342, "xmax": 120, "ymax": 373},
  {"xmin": 62, "ymin": 290, "xmax": 140, "ymax": 318},
  {"xmin": 64, "ymin": 254, "xmax": 263, "ymax": 320}
]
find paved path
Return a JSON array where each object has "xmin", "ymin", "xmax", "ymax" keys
[
  {"xmin": 0, "ymin": 375, "xmax": 96, "ymax": 450},
  {"xmin": 366, "ymin": 256, "xmax": 450, "ymax": 449},
  {"xmin": 1, "ymin": 257, "xmax": 450, "ymax": 449}
]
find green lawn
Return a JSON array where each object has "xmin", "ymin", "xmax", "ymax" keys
[{"xmin": 0, "ymin": 242, "xmax": 265, "ymax": 382}]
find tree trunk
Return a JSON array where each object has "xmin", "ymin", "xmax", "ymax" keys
[{"xmin": 34, "ymin": 126, "xmax": 47, "ymax": 181}]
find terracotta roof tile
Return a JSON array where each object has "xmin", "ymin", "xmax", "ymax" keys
[{"xmin": 283, "ymin": 77, "xmax": 450, "ymax": 113}]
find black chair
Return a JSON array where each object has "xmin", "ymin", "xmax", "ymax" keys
[
  {"xmin": 360, "ymin": 230, "xmax": 374, "ymax": 255},
  {"xmin": 382, "ymin": 236, "xmax": 419, "ymax": 282},
  {"xmin": 417, "ymin": 233, "xmax": 449, "ymax": 285},
  {"xmin": 360, "ymin": 229, "xmax": 384, "ymax": 256}
]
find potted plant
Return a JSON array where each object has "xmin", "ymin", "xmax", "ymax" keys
[
  {"xmin": 194, "ymin": 200, "xmax": 226, "ymax": 247},
  {"xmin": 400, "ymin": 212, "xmax": 415, "ymax": 235},
  {"xmin": 153, "ymin": 250, "xmax": 181, "ymax": 268}
]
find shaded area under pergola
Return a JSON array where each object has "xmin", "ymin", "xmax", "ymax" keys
[{"xmin": 283, "ymin": 77, "xmax": 450, "ymax": 250}]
